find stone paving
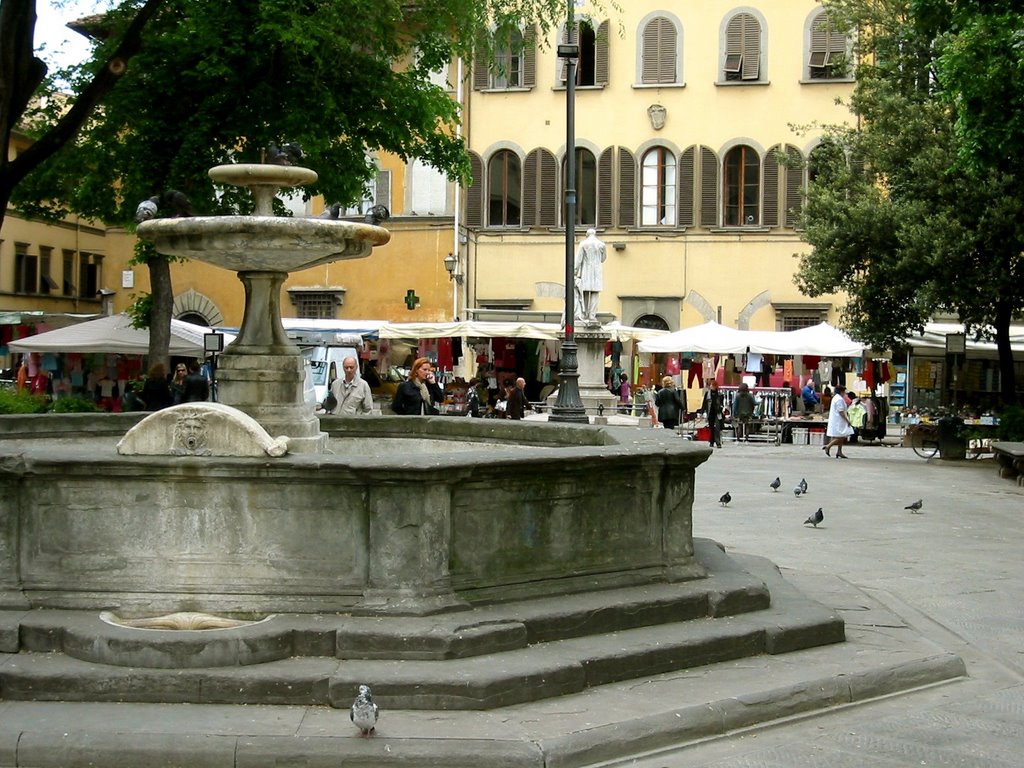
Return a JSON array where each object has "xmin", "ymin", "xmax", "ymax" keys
[{"xmin": 623, "ymin": 437, "xmax": 1024, "ymax": 767}]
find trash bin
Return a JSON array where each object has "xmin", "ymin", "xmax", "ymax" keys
[{"xmin": 937, "ymin": 416, "xmax": 966, "ymax": 460}]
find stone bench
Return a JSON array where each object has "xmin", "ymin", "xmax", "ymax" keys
[{"xmin": 991, "ymin": 441, "xmax": 1024, "ymax": 486}]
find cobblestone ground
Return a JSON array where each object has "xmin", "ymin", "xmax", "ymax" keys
[{"xmin": 626, "ymin": 440, "xmax": 1024, "ymax": 768}]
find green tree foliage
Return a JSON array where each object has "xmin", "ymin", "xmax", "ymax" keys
[
  {"xmin": 796, "ymin": 0, "xmax": 1023, "ymax": 406},
  {"xmin": 4, "ymin": 0, "xmax": 601, "ymax": 363}
]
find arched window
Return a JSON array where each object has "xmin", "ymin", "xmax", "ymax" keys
[
  {"xmin": 473, "ymin": 27, "xmax": 536, "ymax": 90},
  {"xmin": 808, "ymin": 10, "xmax": 850, "ymax": 80},
  {"xmin": 633, "ymin": 314, "xmax": 670, "ymax": 331},
  {"xmin": 641, "ymin": 147, "xmax": 676, "ymax": 226},
  {"xmin": 559, "ymin": 19, "xmax": 609, "ymax": 87},
  {"xmin": 523, "ymin": 148, "xmax": 558, "ymax": 228},
  {"xmin": 563, "ymin": 148, "xmax": 597, "ymax": 226},
  {"xmin": 493, "ymin": 28, "xmax": 524, "ymax": 89},
  {"xmin": 723, "ymin": 145, "xmax": 760, "ymax": 226},
  {"xmin": 723, "ymin": 12, "xmax": 762, "ymax": 82},
  {"xmin": 641, "ymin": 16, "xmax": 678, "ymax": 84},
  {"xmin": 808, "ymin": 140, "xmax": 846, "ymax": 186},
  {"xmin": 488, "ymin": 150, "xmax": 521, "ymax": 227}
]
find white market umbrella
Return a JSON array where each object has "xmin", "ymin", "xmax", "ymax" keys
[
  {"xmin": 8, "ymin": 313, "xmax": 234, "ymax": 356},
  {"xmin": 637, "ymin": 321, "xmax": 750, "ymax": 354}
]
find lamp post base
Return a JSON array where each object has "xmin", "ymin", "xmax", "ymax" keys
[{"xmin": 549, "ymin": 337, "xmax": 589, "ymax": 423}]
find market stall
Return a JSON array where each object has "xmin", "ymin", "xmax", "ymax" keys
[
  {"xmin": 7, "ymin": 314, "xmax": 234, "ymax": 409},
  {"xmin": 638, "ymin": 322, "xmax": 870, "ymax": 444}
]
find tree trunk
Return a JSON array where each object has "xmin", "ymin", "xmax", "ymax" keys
[
  {"xmin": 993, "ymin": 302, "xmax": 1018, "ymax": 408},
  {"xmin": 148, "ymin": 256, "xmax": 173, "ymax": 371},
  {"xmin": 0, "ymin": 0, "xmax": 167, "ymax": 234}
]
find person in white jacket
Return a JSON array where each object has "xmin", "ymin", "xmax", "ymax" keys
[{"xmin": 329, "ymin": 357, "xmax": 374, "ymax": 415}]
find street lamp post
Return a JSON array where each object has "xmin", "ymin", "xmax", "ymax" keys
[{"xmin": 550, "ymin": 0, "xmax": 588, "ymax": 423}]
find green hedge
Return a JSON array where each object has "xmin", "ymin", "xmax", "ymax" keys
[
  {"xmin": 0, "ymin": 388, "xmax": 48, "ymax": 414},
  {"xmin": 0, "ymin": 389, "xmax": 99, "ymax": 414},
  {"xmin": 998, "ymin": 406, "xmax": 1024, "ymax": 442}
]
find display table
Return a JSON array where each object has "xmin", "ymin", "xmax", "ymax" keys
[{"xmin": 781, "ymin": 418, "xmax": 828, "ymax": 445}]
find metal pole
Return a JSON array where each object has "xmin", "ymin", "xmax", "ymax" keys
[{"xmin": 550, "ymin": 0, "xmax": 587, "ymax": 423}]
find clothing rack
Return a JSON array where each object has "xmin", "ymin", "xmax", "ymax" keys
[{"xmin": 717, "ymin": 386, "xmax": 793, "ymax": 444}]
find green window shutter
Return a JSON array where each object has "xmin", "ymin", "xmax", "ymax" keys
[
  {"xmin": 762, "ymin": 145, "xmax": 780, "ymax": 228},
  {"xmin": 523, "ymin": 26, "xmax": 537, "ymax": 88},
  {"xmin": 677, "ymin": 146, "xmax": 696, "ymax": 227},
  {"xmin": 598, "ymin": 147, "xmax": 613, "ymax": 228},
  {"xmin": 466, "ymin": 152, "xmax": 484, "ymax": 227},
  {"xmin": 741, "ymin": 14, "xmax": 760, "ymax": 80},
  {"xmin": 643, "ymin": 17, "xmax": 676, "ymax": 85},
  {"xmin": 539, "ymin": 149, "xmax": 558, "ymax": 227},
  {"xmin": 596, "ymin": 20, "xmax": 609, "ymax": 86},
  {"xmin": 699, "ymin": 146, "xmax": 718, "ymax": 227},
  {"xmin": 374, "ymin": 170, "xmax": 391, "ymax": 210},
  {"xmin": 560, "ymin": 23, "xmax": 578, "ymax": 84},
  {"xmin": 784, "ymin": 145, "xmax": 804, "ymax": 228},
  {"xmin": 523, "ymin": 150, "xmax": 540, "ymax": 227},
  {"xmin": 617, "ymin": 147, "xmax": 636, "ymax": 228},
  {"xmin": 472, "ymin": 51, "xmax": 490, "ymax": 90}
]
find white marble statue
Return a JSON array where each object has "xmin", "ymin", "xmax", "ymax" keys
[{"xmin": 574, "ymin": 228, "xmax": 607, "ymax": 324}]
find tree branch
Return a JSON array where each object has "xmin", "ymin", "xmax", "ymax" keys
[{"xmin": 5, "ymin": 0, "xmax": 167, "ymax": 192}]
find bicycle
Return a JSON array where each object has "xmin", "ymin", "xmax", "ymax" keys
[{"xmin": 907, "ymin": 422, "xmax": 940, "ymax": 459}]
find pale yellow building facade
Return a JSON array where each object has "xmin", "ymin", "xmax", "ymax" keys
[
  {"xmin": 5, "ymin": 0, "xmax": 852, "ymax": 359},
  {"xmin": 460, "ymin": 0, "xmax": 854, "ymax": 334}
]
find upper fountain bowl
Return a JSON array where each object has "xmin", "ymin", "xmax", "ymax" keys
[
  {"xmin": 208, "ymin": 163, "xmax": 317, "ymax": 190},
  {"xmin": 136, "ymin": 162, "xmax": 390, "ymax": 271},
  {"xmin": 137, "ymin": 216, "xmax": 390, "ymax": 272}
]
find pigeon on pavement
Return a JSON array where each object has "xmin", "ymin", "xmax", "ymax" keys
[
  {"xmin": 719, "ymin": 491, "xmax": 731, "ymax": 506},
  {"xmin": 769, "ymin": 476, "xmax": 781, "ymax": 491},
  {"xmin": 350, "ymin": 684, "xmax": 379, "ymax": 736},
  {"xmin": 804, "ymin": 507, "xmax": 824, "ymax": 527},
  {"xmin": 793, "ymin": 483, "xmax": 804, "ymax": 497},
  {"xmin": 798, "ymin": 478, "xmax": 808, "ymax": 493},
  {"xmin": 904, "ymin": 499, "xmax": 923, "ymax": 513}
]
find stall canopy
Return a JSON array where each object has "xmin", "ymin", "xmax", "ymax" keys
[
  {"xmin": 637, "ymin": 321, "xmax": 866, "ymax": 357},
  {"xmin": 377, "ymin": 320, "xmax": 668, "ymax": 342},
  {"xmin": 906, "ymin": 322, "xmax": 1024, "ymax": 353},
  {"xmin": 637, "ymin": 321, "xmax": 750, "ymax": 354},
  {"xmin": 746, "ymin": 323, "xmax": 865, "ymax": 357},
  {"xmin": 8, "ymin": 314, "xmax": 234, "ymax": 356},
  {"xmin": 379, "ymin": 320, "xmax": 563, "ymax": 341}
]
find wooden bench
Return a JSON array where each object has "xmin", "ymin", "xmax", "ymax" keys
[{"xmin": 991, "ymin": 442, "xmax": 1024, "ymax": 486}]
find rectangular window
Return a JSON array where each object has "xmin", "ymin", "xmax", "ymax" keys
[
  {"xmin": 39, "ymin": 246, "xmax": 56, "ymax": 295},
  {"xmin": 780, "ymin": 314, "xmax": 822, "ymax": 332},
  {"xmin": 293, "ymin": 293, "xmax": 338, "ymax": 319},
  {"xmin": 14, "ymin": 243, "xmax": 37, "ymax": 294},
  {"xmin": 62, "ymin": 249, "xmax": 76, "ymax": 296},
  {"xmin": 79, "ymin": 252, "xmax": 102, "ymax": 299}
]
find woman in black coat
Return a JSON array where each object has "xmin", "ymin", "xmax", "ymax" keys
[
  {"xmin": 701, "ymin": 380, "xmax": 725, "ymax": 448},
  {"xmin": 392, "ymin": 357, "xmax": 444, "ymax": 415},
  {"xmin": 655, "ymin": 376, "xmax": 686, "ymax": 431},
  {"xmin": 140, "ymin": 363, "xmax": 174, "ymax": 411}
]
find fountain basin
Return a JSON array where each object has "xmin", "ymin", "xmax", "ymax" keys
[
  {"xmin": 0, "ymin": 415, "xmax": 709, "ymax": 616},
  {"xmin": 137, "ymin": 216, "xmax": 390, "ymax": 272}
]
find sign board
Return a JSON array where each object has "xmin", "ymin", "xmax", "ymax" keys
[{"xmin": 945, "ymin": 332, "xmax": 966, "ymax": 355}]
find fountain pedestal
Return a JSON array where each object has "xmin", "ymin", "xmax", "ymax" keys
[{"xmin": 137, "ymin": 165, "xmax": 389, "ymax": 452}]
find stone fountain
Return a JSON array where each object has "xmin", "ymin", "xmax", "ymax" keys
[
  {"xmin": 0, "ymin": 158, "xmax": 912, "ymax": 758},
  {"xmin": 136, "ymin": 163, "xmax": 390, "ymax": 452}
]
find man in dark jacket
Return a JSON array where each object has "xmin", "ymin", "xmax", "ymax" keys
[
  {"xmin": 506, "ymin": 377, "xmax": 529, "ymax": 420},
  {"xmin": 182, "ymin": 360, "xmax": 210, "ymax": 403}
]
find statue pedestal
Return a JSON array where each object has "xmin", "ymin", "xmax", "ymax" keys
[{"xmin": 548, "ymin": 324, "xmax": 617, "ymax": 415}]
